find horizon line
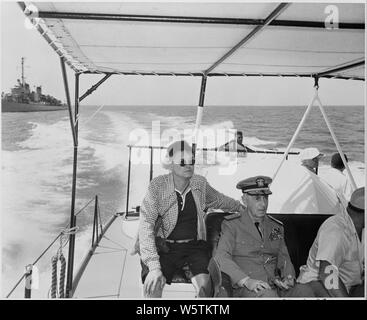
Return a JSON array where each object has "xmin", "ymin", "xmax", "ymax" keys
[{"xmin": 79, "ymin": 104, "xmax": 365, "ymax": 107}]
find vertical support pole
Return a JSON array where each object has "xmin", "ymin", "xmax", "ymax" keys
[
  {"xmin": 95, "ymin": 195, "xmax": 99, "ymax": 241},
  {"xmin": 60, "ymin": 58, "xmax": 77, "ymax": 147},
  {"xmin": 92, "ymin": 195, "xmax": 98, "ymax": 246},
  {"xmin": 75, "ymin": 73, "xmax": 80, "ymax": 138},
  {"xmin": 193, "ymin": 75, "xmax": 207, "ymax": 157},
  {"xmin": 149, "ymin": 146, "xmax": 154, "ymax": 181},
  {"xmin": 24, "ymin": 265, "xmax": 32, "ymax": 298},
  {"xmin": 272, "ymin": 88, "xmax": 318, "ymax": 181},
  {"xmin": 125, "ymin": 146, "xmax": 132, "ymax": 217},
  {"xmin": 315, "ymin": 97, "xmax": 357, "ymax": 190},
  {"xmin": 64, "ymin": 70, "xmax": 79, "ymax": 298}
]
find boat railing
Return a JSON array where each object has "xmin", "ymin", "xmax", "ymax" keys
[
  {"xmin": 5, "ymin": 194, "xmax": 110, "ymax": 299},
  {"xmin": 125, "ymin": 144, "xmax": 300, "ymax": 217}
]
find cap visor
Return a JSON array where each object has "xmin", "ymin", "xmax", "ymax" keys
[{"xmin": 246, "ymin": 190, "xmax": 272, "ymax": 195}]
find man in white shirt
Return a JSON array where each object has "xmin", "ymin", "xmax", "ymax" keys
[
  {"xmin": 322, "ymin": 153, "xmax": 353, "ymax": 206},
  {"xmin": 300, "ymin": 147, "xmax": 324, "ymax": 175},
  {"xmin": 296, "ymin": 187, "xmax": 365, "ymax": 297}
]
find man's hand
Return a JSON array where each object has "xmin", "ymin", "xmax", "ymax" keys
[
  {"xmin": 143, "ymin": 269, "xmax": 166, "ymax": 297},
  {"xmin": 273, "ymin": 276, "xmax": 294, "ymax": 290},
  {"xmin": 244, "ymin": 278, "xmax": 271, "ymax": 293}
]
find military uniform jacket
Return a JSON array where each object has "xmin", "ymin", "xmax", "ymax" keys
[{"xmin": 215, "ymin": 210, "xmax": 296, "ymax": 286}]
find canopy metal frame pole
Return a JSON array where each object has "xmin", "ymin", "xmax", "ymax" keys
[
  {"xmin": 63, "ymin": 69, "xmax": 80, "ymax": 298},
  {"xmin": 272, "ymin": 87, "xmax": 319, "ymax": 181},
  {"xmin": 60, "ymin": 58, "xmax": 77, "ymax": 146},
  {"xmin": 205, "ymin": 2, "xmax": 290, "ymax": 74},
  {"xmin": 315, "ymin": 59, "xmax": 365, "ymax": 78},
  {"xmin": 125, "ymin": 146, "xmax": 132, "ymax": 217},
  {"xmin": 314, "ymin": 95, "xmax": 357, "ymax": 190},
  {"xmin": 193, "ymin": 75, "xmax": 207, "ymax": 156},
  {"xmin": 272, "ymin": 79, "xmax": 358, "ymax": 190},
  {"xmin": 149, "ymin": 146, "xmax": 154, "ymax": 181},
  {"xmin": 36, "ymin": 10, "xmax": 364, "ymax": 30},
  {"xmin": 79, "ymin": 74, "xmax": 112, "ymax": 102},
  {"xmin": 81, "ymin": 71, "xmax": 364, "ymax": 81}
]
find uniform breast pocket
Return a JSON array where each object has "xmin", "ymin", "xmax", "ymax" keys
[
  {"xmin": 268, "ymin": 238, "xmax": 281, "ymax": 250},
  {"xmin": 234, "ymin": 239, "xmax": 256, "ymax": 255}
]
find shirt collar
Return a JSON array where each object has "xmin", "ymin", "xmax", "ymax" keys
[
  {"xmin": 175, "ymin": 186, "xmax": 191, "ymax": 211},
  {"xmin": 175, "ymin": 185, "xmax": 191, "ymax": 197}
]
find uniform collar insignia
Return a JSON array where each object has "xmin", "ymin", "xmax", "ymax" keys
[{"xmin": 269, "ymin": 227, "xmax": 283, "ymax": 241}]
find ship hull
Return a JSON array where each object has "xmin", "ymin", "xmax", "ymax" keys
[{"xmin": 1, "ymin": 100, "xmax": 67, "ymax": 112}]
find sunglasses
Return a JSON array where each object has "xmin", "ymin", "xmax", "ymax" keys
[
  {"xmin": 243, "ymin": 191, "xmax": 269, "ymax": 197},
  {"xmin": 175, "ymin": 159, "xmax": 196, "ymax": 167}
]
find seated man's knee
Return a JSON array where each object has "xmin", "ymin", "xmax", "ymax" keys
[
  {"xmin": 234, "ymin": 287, "xmax": 278, "ymax": 298},
  {"xmin": 143, "ymin": 285, "xmax": 164, "ymax": 298},
  {"xmin": 285, "ymin": 283, "xmax": 316, "ymax": 298},
  {"xmin": 192, "ymin": 273, "xmax": 211, "ymax": 297},
  {"xmin": 349, "ymin": 282, "xmax": 364, "ymax": 297},
  {"xmin": 259, "ymin": 288, "xmax": 279, "ymax": 298}
]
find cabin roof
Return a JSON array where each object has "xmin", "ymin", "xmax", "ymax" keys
[{"xmin": 22, "ymin": 2, "xmax": 365, "ymax": 80}]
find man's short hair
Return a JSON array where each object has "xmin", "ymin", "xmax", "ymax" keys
[
  {"xmin": 167, "ymin": 140, "xmax": 193, "ymax": 158},
  {"xmin": 331, "ymin": 152, "xmax": 348, "ymax": 170},
  {"xmin": 348, "ymin": 186, "xmax": 364, "ymax": 213},
  {"xmin": 236, "ymin": 131, "xmax": 243, "ymax": 136}
]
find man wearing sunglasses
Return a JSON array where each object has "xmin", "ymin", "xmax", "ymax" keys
[
  {"xmin": 215, "ymin": 175, "xmax": 308, "ymax": 297},
  {"xmin": 134, "ymin": 140, "xmax": 245, "ymax": 298}
]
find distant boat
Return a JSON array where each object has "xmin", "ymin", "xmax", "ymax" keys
[{"xmin": 1, "ymin": 57, "xmax": 67, "ymax": 112}]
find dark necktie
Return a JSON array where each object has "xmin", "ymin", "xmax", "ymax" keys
[{"xmin": 255, "ymin": 222, "xmax": 263, "ymax": 239}]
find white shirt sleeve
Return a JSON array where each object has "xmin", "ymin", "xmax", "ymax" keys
[{"xmin": 315, "ymin": 226, "xmax": 346, "ymax": 268}]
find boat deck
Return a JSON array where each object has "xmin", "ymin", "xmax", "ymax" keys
[{"xmin": 72, "ymin": 215, "xmax": 196, "ymax": 299}]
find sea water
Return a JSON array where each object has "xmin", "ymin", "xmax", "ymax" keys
[{"xmin": 1, "ymin": 105, "xmax": 365, "ymax": 298}]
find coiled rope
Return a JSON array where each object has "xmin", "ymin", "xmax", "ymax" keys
[{"xmin": 50, "ymin": 227, "xmax": 78, "ymax": 298}]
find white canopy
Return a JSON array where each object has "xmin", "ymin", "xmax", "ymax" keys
[
  {"xmin": 203, "ymin": 156, "xmax": 345, "ymax": 214},
  {"xmin": 23, "ymin": 2, "xmax": 364, "ymax": 79}
]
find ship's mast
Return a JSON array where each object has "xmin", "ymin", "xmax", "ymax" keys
[{"xmin": 21, "ymin": 57, "xmax": 25, "ymax": 86}]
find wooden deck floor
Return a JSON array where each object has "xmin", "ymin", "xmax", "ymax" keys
[{"xmin": 73, "ymin": 216, "xmax": 196, "ymax": 299}]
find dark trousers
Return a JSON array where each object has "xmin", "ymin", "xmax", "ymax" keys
[{"xmin": 141, "ymin": 240, "xmax": 210, "ymax": 284}]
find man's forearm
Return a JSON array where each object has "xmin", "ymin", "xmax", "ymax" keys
[
  {"xmin": 206, "ymin": 183, "xmax": 242, "ymax": 212},
  {"xmin": 325, "ymin": 278, "xmax": 349, "ymax": 297},
  {"xmin": 139, "ymin": 219, "xmax": 161, "ymax": 270},
  {"xmin": 319, "ymin": 273, "xmax": 349, "ymax": 297},
  {"xmin": 217, "ymin": 194, "xmax": 242, "ymax": 212},
  {"xmin": 319, "ymin": 260, "xmax": 349, "ymax": 297}
]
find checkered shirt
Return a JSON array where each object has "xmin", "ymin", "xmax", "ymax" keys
[{"xmin": 133, "ymin": 173, "xmax": 243, "ymax": 271}]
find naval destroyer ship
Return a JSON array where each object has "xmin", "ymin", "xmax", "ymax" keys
[{"xmin": 2, "ymin": 57, "xmax": 66, "ymax": 112}]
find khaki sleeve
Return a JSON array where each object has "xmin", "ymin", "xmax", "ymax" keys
[
  {"xmin": 215, "ymin": 221, "xmax": 248, "ymax": 286},
  {"xmin": 277, "ymin": 229, "xmax": 296, "ymax": 279}
]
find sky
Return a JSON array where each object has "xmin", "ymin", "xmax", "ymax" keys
[{"xmin": 0, "ymin": 0, "xmax": 365, "ymax": 106}]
